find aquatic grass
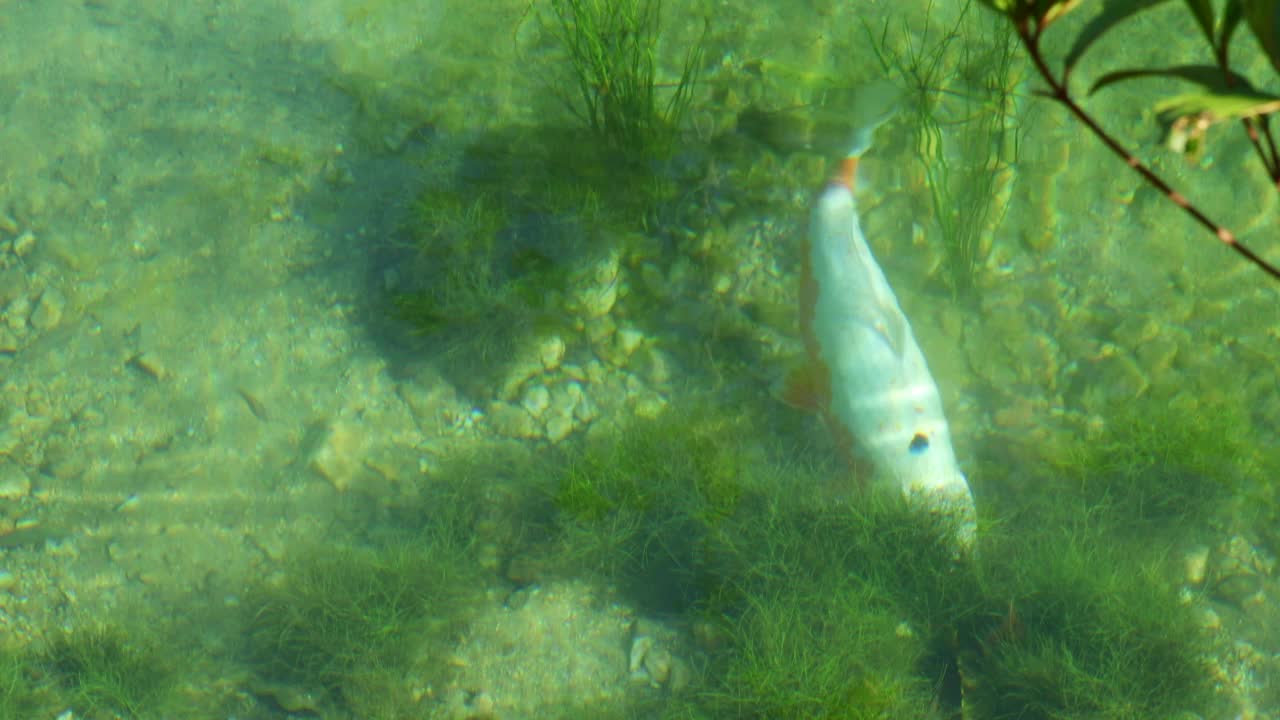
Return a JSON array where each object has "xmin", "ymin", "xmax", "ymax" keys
[
  {"xmin": 545, "ymin": 0, "xmax": 705, "ymax": 163},
  {"xmin": 242, "ymin": 523, "xmax": 486, "ymax": 715},
  {"xmin": 706, "ymin": 583, "xmax": 937, "ymax": 719},
  {"xmin": 961, "ymin": 518, "xmax": 1223, "ymax": 719},
  {"xmin": 422, "ymin": 391, "xmax": 1231, "ymax": 718},
  {"xmin": 0, "ymin": 648, "xmax": 45, "ymax": 718},
  {"xmin": 546, "ymin": 401, "xmax": 757, "ymax": 614},
  {"xmin": 42, "ymin": 623, "xmax": 180, "ymax": 720},
  {"xmin": 1038, "ymin": 394, "xmax": 1259, "ymax": 540},
  {"xmin": 389, "ymin": 122, "xmax": 698, "ymax": 395},
  {"xmin": 868, "ymin": 0, "xmax": 1022, "ymax": 296}
]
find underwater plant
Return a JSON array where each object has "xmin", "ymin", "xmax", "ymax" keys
[
  {"xmin": 242, "ymin": 528, "xmax": 485, "ymax": 716},
  {"xmin": 41, "ymin": 623, "xmax": 180, "ymax": 719},
  {"xmin": 710, "ymin": 584, "xmax": 937, "ymax": 719},
  {"xmin": 868, "ymin": 0, "xmax": 1022, "ymax": 296},
  {"xmin": 1036, "ymin": 393, "xmax": 1260, "ymax": 541},
  {"xmin": 543, "ymin": 0, "xmax": 705, "ymax": 163},
  {"xmin": 0, "ymin": 648, "xmax": 44, "ymax": 718},
  {"xmin": 976, "ymin": 0, "xmax": 1280, "ymax": 281},
  {"xmin": 959, "ymin": 518, "xmax": 1224, "ymax": 720},
  {"xmin": 546, "ymin": 402, "xmax": 756, "ymax": 614}
]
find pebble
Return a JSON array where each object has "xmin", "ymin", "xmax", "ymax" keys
[
  {"xmin": 4, "ymin": 297, "xmax": 30, "ymax": 332},
  {"xmin": 576, "ymin": 251, "xmax": 621, "ymax": 318},
  {"xmin": 499, "ymin": 358, "xmax": 544, "ymax": 401},
  {"xmin": 306, "ymin": 421, "xmax": 366, "ymax": 492},
  {"xmin": 488, "ymin": 402, "xmax": 539, "ymax": 439},
  {"xmin": 638, "ymin": 347, "xmax": 672, "ymax": 385},
  {"xmin": 549, "ymin": 381, "xmax": 582, "ymax": 419},
  {"xmin": 573, "ymin": 394, "xmax": 598, "ymax": 424},
  {"xmin": 521, "ymin": 385, "xmax": 551, "ymax": 419},
  {"xmin": 615, "ymin": 326, "xmax": 644, "ymax": 357},
  {"xmin": 545, "ymin": 414, "xmax": 575, "ymax": 443},
  {"xmin": 1098, "ymin": 352, "xmax": 1149, "ymax": 399},
  {"xmin": 30, "ymin": 288, "xmax": 65, "ymax": 331},
  {"xmin": 0, "ymin": 462, "xmax": 32, "ymax": 500},
  {"xmin": 11, "ymin": 231, "xmax": 34, "ymax": 258},
  {"xmin": 538, "ymin": 334, "xmax": 566, "ymax": 371},
  {"xmin": 633, "ymin": 391, "xmax": 667, "ymax": 420},
  {"xmin": 0, "ymin": 571, "xmax": 14, "ymax": 592},
  {"xmin": 1184, "ymin": 545, "xmax": 1210, "ymax": 586}
]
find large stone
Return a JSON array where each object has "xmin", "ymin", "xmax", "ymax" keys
[{"xmin": 30, "ymin": 288, "xmax": 65, "ymax": 331}]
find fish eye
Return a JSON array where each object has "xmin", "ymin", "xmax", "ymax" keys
[{"xmin": 908, "ymin": 433, "xmax": 929, "ymax": 454}]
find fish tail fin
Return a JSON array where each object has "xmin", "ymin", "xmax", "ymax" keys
[{"xmin": 830, "ymin": 81, "xmax": 899, "ymax": 188}]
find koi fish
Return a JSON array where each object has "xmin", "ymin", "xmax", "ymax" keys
[{"xmin": 787, "ymin": 119, "xmax": 976, "ymax": 547}]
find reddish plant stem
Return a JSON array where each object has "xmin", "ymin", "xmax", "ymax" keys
[{"xmin": 1018, "ymin": 17, "xmax": 1280, "ymax": 282}]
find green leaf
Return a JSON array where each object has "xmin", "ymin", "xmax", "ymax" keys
[
  {"xmin": 1090, "ymin": 64, "xmax": 1253, "ymax": 95},
  {"xmin": 1155, "ymin": 91, "xmax": 1280, "ymax": 121},
  {"xmin": 1183, "ymin": 0, "xmax": 1215, "ymax": 45},
  {"xmin": 1220, "ymin": 0, "xmax": 1245, "ymax": 61},
  {"xmin": 1243, "ymin": 0, "xmax": 1280, "ymax": 75},
  {"xmin": 1065, "ymin": 0, "xmax": 1172, "ymax": 72}
]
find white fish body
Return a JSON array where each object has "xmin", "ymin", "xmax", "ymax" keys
[{"xmin": 800, "ymin": 133, "xmax": 976, "ymax": 545}]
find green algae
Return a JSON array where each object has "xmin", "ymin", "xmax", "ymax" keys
[
  {"xmin": 241, "ymin": 504, "xmax": 487, "ymax": 717},
  {"xmin": 483, "ymin": 394, "xmax": 1232, "ymax": 719},
  {"xmin": 544, "ymin": 0, "xmax": 704, "ymax": 164},
  {"xmin": 1038, "ymin": 393, "xmax": 1264, "ymax": 540},
  {"xmin": 868, "ymin": 0, "xmax": 1022, "ymax": 296},
  {"xmin": 41, "ymin": 623, "xmax": 183, "ymax": 720}
]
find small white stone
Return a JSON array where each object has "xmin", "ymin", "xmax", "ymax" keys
[
  {"xmin": 634, "ymin": 391, "xmax": 667, "ymax": 419},
  {"xmin": 615, "ymin": 326, "xmax": 644, "ymax": 357},
  {"xmin": 549, "ymin": 381, "xmax": 581, "ymax": 419},
  {"xmin": 577, "ymin": 251, "xmax": 621, "ymax": 317},
  {"xmin": 711, "ymin": 273, "xmax": 733, "ymax": 294},
  {"xmin": 521, "ymin": 385, "xmax": 551, "ymax": 419},
  {"xmin": 1184, "ymin": 545, "xmax": 1209, "ymax": 586},
  {"xmin": 573, "ymin": 395, "xmax": 598, "ymax": 424},
  {"xmin": 537, "ymin": 334, "xmax": 567, "ymax": 370},
  {"xmin": 545, "ymin": 414, "xmax": 575, "ymax": 443},
  {"xmin": 629, "ymin": 634, "xmax": 653, "ymax": 674}
]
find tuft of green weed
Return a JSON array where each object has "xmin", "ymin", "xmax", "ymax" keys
[
  {"xmin": 0, "ymin": 648, "xmax": 44, "ymax": 718},
  {"xmin": 242, "ymin": 527, "xmax": 485, "ymax": 716},
  {"xmin": 546, "ymin": 402, "xmax": 757, "ymax": 614},
  {"xmin": 960, "ymin": 519, "xmax": 1223, "ymax": 720},
  {"xmin": 1039, "ymin": 394, "xmax": 1260, "ymax": 540},
  {"xmin": 544, "ymin": 0, "xmax": 704, "ymax": 164},
  {"xmin": 708, "ymin": 583, "xmax": 938, "ymax": 719},
  {"xmin": 42, "ymin": 624, "xmax": 180, "ymax": 719},
  {"xmin": 867, "ymin": 0, "xmax": 1022, "ymax": 296}
]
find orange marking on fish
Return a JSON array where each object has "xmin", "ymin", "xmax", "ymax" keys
[{"xmin": 833, "ymin": 156, "xmax": 860, "ymax": 191}]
